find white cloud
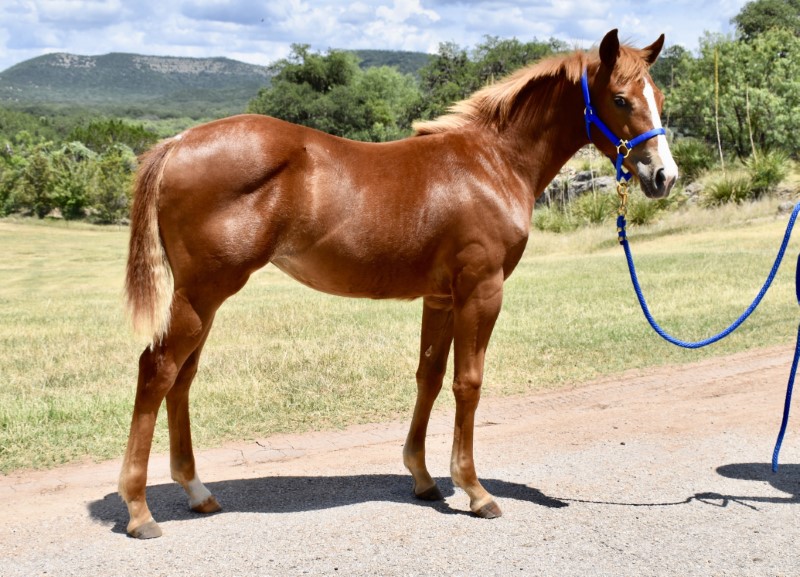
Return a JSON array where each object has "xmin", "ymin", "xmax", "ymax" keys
[{"xmin": 0, "ymin": 0, "xmax": 751, "ymax": 72}]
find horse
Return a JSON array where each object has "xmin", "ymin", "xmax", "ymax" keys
[{"xmin": 119, "ymin": 29, "xmax": 678, "ymax": 538}]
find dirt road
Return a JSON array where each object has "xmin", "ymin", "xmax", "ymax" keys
[{"xmin": 3, "ymin": 346, "xmax": 800, "ymax": 576}]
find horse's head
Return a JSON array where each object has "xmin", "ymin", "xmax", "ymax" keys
[{"xmin": 585, "ymin": 29, "xmax": 678, "ymax": 199}]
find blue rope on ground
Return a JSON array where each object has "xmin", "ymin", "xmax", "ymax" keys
[
  {"xmin": 617, "ymin": 202, "xmax": 800, "ymax": 471},
  {"xmin": 773, "ymin": 321, "xmax": 800, "ymax": 472}
]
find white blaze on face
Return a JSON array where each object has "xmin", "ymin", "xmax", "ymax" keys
[{"xmin": 643, "ymin": 79, "xmax": 679, "ymax": 181}]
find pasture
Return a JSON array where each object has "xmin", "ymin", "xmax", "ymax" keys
[{"xmin": 1, "ymin": 198, "xmax": 798, "ymax": 473}]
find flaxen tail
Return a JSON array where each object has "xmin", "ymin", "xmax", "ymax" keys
[{"xmin": 125, "ymin": 139, "xmax": 178, "ymax": 346}]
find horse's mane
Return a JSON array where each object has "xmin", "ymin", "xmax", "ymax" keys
[{"xmin": 413, "ymin": 45, "xmax": 652, "ymax": 136}]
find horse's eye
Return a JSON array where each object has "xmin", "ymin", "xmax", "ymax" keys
[{"xmin": 613, "ymin": 96, "xmax": 627, "ymax": 108}]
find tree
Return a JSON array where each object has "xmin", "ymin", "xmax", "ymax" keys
[
  {"xmin": 732, "ymin": 0, "xmax": 800, "ymax": 41},
  {"xmin": 416, "ymin": 41, "xmax": 474, "ymax": 120},
  {"xmin": 16, "ymin": 145, "xmax": 55, "ymax": 218},
  {"xmin": 67, "ymin": 119, "xmax": 158, "ymax": 155},
  {"xmin": 416, "ymin": 36, "xmax": 567, "ymax": 122},
  {"xmin": 51, "ymin": 142, "xmax": 98, "ymax": 220},
  {"xmin": 473, "ymin": 36, "xmax": 568, "ymax": 86},
  {"xmin": 90, "ymin": 144, "xmax": 136, "ymax": 224},
  {"xmin": 650, "ymin": 44, "xmax": 689, "ymax": 92},
  {"xmin": 247, "ymin": 45, "xmax": 419, "ymax": 141},
  {"xmin": 666, "ymin": 29, "xmax": 800, "ymax": 158}
]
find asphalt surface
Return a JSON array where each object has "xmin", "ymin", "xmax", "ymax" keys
[{"xmin": 3, "ymin": 346, "xmax": 800, "ymax": 576}]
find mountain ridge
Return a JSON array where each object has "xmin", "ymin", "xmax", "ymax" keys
[{"xmin": 0, "ymin": 50, "xmax": 430, "ymax": 119}]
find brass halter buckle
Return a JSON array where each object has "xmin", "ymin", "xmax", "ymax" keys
[{"xmin": 616, "ymin": 140, "xmax": 632, "ymax": 159}]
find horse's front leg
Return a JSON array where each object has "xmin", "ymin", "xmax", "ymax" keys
[
  {"xmin": 450, "ymin": 270, "xmax": 504, "ymax": 518},
  {"xmin": 404, "ymin": 296, "xmax": 454, "ymax": 500}
]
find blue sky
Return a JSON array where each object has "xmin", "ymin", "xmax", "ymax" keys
[{"xmin": 0, "ymin": 0, "xmax": 749, "ymax": 72}]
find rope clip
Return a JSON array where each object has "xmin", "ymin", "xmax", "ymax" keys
[{"xmin": 616, "ymin": 180, "xmax": 629, "ymax": 216}]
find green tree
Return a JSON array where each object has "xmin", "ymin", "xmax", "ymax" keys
[
  {"xmin": 732, "ymin": 0, "xmax": 800, "ymax": 41},
  {"xmin": 417, "ymin": 36, "xmax": 567, "ymax": 121},
  {"xmin": 666, "ymin": 29, "xmax": 800, "ymax": 158},
  {"xmin": 473, "ymin": 36, "xmax": 568, "ymax": 86},
  {"xmin": 16, "ymin": 145, "xmax": 55, "ymax": 218},
  {"xmin": 417, "ymin": 42, "xmax": 475, "ymax": 120},
  {"xmin": 51, "ymin": 142, "xmax": 98, "ymax": 220},
  {"xmin": 0, "ymin": 107, "xmax": 61, "ymax": 143},
  {"xmin": 89, "ymin": 144, "xmax": 136, "ymax": 224},
  {"xmin": 247, "ymin": 45, "xmax": 419, "ymax": 141},
  {"xmin": 67, "ymin": 119, "xmax": 158, "ymax": 155},
  {"xmin": 650, "ymin": 44, "xmax": 690, "ymax": 92},
  {"xmin": 0, "ymin": 139, "xmax": 27, "ymax": 216}
]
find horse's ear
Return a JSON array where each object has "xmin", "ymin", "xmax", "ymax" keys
[
  {"xmin": 599, "ymin": 29, "xmax": 620, "ymax": 70},
  {"xmin": 643, "ymin": 34, "xmax": 665, "ymax": 66}
]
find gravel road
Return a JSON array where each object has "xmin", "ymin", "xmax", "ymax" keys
[{"xmin": 3, "ymin": 346, "xmax": 800, "ymax": 576}]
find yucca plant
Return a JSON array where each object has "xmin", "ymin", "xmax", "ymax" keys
[
  {"xmin": 745, "ymin": 150, "xmax": 789, "ymax": 198},
  {"xmin": 532, "ymin": 205, "xmax": 578, "ymax": 233},
  {"xmin": 702, "ymin": 173, "xmax": 752, "ymax": 206},
  {"xmin": 573, "ymin": 191, "xmax": 617, "ymax": 225}
]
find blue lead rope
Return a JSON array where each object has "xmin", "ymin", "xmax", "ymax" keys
[
  {"xmin": 580, "ymin": 64, "xmax": 799, "ymax": 471},
  {"xmin": 617, "ymin": 203, "xmax": 800, "ymax": 472}
]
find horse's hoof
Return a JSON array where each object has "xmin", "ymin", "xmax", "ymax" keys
[
  {"xmin": 414, "ymin": 484, "xmax": 444, "ymax": 501},
  {"xmin": 128, "ymin": 519, "xmax": 162, "ymax": 539},
  {"xmin": 473, "ymin": 500, "xmax": 503, "ymax": 519},
  {"xmin": 191, "ymin": 495, "xmax": 222, "ymax": 514}
]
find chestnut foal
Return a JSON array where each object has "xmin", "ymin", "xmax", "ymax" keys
[{"xmin": 119, "ymin": 29, "xmax": 677, "ymax": 538}]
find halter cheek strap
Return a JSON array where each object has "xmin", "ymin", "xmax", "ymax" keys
[{"xmin": 581, "ymin": 68, "xmax": 666, "ymax": 183}]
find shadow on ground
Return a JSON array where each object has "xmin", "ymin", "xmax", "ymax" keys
[
  {"xmin": 691, "ymin": 462, "xmax": 800, "ymax": 509},
  {"xmin": 88, "ymin": 474, "xmax": 568, "ymax": 534},
  {"xmin": 89, "ymin": 463, "xmax": 800, "ymax": 535},
  {"xmin": 560, "ymin": 463, "xmax": 800, "ymax": 509}
]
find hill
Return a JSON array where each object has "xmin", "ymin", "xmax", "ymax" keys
[
  {"xmin": 352, "ymin": 49, "xmax": 430, "ymax": 76},
  {"xmin": 0, "ymin": 50, "xmax": 430, "ymax": 121},
  {"xmin": 0, "ymin": 52, "xmax": 272, "ymax": 119}
]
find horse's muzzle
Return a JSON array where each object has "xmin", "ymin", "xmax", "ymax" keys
[{"xmin": 637, "ymin": 161, "xmax": 677, "ymax": 199}]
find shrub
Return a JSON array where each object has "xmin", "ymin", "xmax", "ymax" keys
[
  {"xmin": 671, "ymin": 138, "xmax": 715, "ymax": 183},
  {"xmin": 626, "ymin": 193, "xmax": 666, "ymax": 226},
  {"xmin": 702, "ymin": 173, "xmax": 752, "ymax": 206},
  {"xmin": 573, "ymin": 192, "xmax": 616, "ymax": 225},
  {"xmin": 745, "ymin": 150, "xmax": 789, "ymax": 198},
  {"xmin": 533, "ymin": 206, "xmax": 578, "ymax": 233}
]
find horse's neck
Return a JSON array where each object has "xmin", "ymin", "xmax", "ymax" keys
[{"xmin": 504, "ymin": 78, "xmax": 588, "ymax": 201}]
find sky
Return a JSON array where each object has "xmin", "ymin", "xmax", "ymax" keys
[{"xmin": 0, "ymin": 0, "xmax": 751, "ymax": 73}]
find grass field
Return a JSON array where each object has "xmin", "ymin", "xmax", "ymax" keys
[{"xmin": 2, "ymin": 198, "xmax": 800, "ymax": 473}]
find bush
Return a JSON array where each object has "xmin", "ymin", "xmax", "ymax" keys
[
  {"xmin": 626, "ymin": 194, "xmax": 666, "ymax": 226},
  {"xmin": 745, "ymin": 150, "xmax": 789, "ymax": 198},
  {"xmin": 671, "ymin": 138, "xmax": 715, "ymax": 183},
  {"xmin": 533, "ymin": 206, "xmax": 578, "ymax": 233},
  {"xmin": 702, "ymin": 173, "xmax": 752, "ymax": 206},
  {"xmin": 573, "ymin": 192, "xmax": 616, "ymax": 225}
]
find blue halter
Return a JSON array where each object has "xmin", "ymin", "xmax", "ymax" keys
[{"xmin": 581, "ymin": 68, "xmax": 666, "ymax": 183}]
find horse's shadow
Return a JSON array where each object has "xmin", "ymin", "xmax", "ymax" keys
[
  {"xmin": 89, "ymin": 463, "xmax": 800, "ymax": 535},
  {"xmin": 88, "ymin": 474, "xmax": 568, "ymax": 534}
]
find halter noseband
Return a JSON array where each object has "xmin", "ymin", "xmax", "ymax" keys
[{"xmin": 581, "ymin": 68, "xmax": 665, "ymax": 184}]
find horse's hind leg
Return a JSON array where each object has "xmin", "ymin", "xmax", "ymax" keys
[
  {"xmin": 404, "ymin": 296, "xmax": 454, "ymax": 501},
  {"xmin": 166, "ymin": 317, "xmax": 220, "ymax": 514},
  {"xmin": 118, "ymin": 290, "xmax": 214, "ymax": 539},
  {"xmin": 450, "ymin": 271, "xmax": 504, "ymax": 518}
]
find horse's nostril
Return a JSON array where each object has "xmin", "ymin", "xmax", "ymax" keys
[{"xmin": 656, "ymin": 168, "xmax": 666, "ymax": 189}]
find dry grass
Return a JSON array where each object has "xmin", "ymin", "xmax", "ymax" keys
[{"xmin": 2, "ymin": 197, "xmax": 799, "ymax": 472}]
